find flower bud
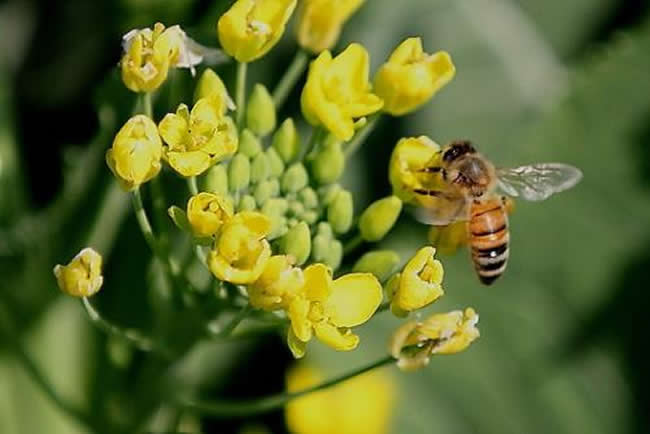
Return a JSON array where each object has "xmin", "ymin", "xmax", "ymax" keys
[
  {"xmin": 310, "ymin": 141, "xmax": 345, "ymax": 184},
  {"xmin": 282, "ymin": 163, "xmax": 309, "ymax": 193},
  {"xmin": 318, "ymin": 183, "xmax": 341, "ymax": 206},
  {"xmin": 229, "ymin": 153, "xmax": 251, "ymax": 191},
  {"xmin": 288, "ymin": 200, "xmax": 306, "ymax": 217},
  {"xmin": 268, "ymin": 216, "xmax": 289, "ymax": 240},
  {"xmin": 327, "ymin": 190, "xmax": 353, "ymax": 234},
  {"xmin": 391, "ymin": 246, "xmax": 443, "ymax": 315},
  {"xmin": 246, "ymin": 84, "xmax": 276, "ymax": 137},
  {"xmin": 53, "ymin": 248, "xmax": 103, "ymax": 297},
  {"xmin": 202, "ymin": 164, "xmax": 229, "ymax": 196},
  {"xmin": 316, "ymin": 222, "xmax": 333, "ymax": 238},
  {"xmin": 353, "ymin": 250, "xmax": 401, "ymax": 282},
  {"xmin": 267, "ymin": 178, "xmax": 281, "ymax": 197},
  {"xmin": 311, "ymin": 233, "xmax": 329, "ymax": 262},
  {"xmin": 194, "ymin": 68, "xmax": 234, "ymax": 114},
  {"xmin": 324, "ymin": 239, "xmax": 343, "ymax": 270},
  {"xmin": 250, "ymin": 152, "xmax": 271, "ymax": 184},
  {"xmin": 374, "ymin": 38, "xmax": 455, "ymax": 116},
  {"xmin": 301, "ymin": 210, "xmax": 319, "ymax": 224},
  {"xmin": 239, "ymin": 129, "xmax": 263, "ymax": 158},
  {"xmin": 279, "ymin": 222, "xmax": 312, "ymax": 265},
  {"xmin": 238, "ymin": 194, "xmax": 257, "ymax": 212},
  {"xmin": 272, "ymin": 118, "xmax": 301, "ymax": 163},
  {"xmin": 358, "ymin": 196, "xmax": 402, "ymax": 242},
  {"xmin": 262, "ymin": 197, "xmax": 289, "ymax": 216},
  {"xmin": 298, "ymin": 187, "xmax": 319, "ymax": 209},
  {"xmin": 388, "ymin": 136, "xmax": 441, "ymax": 206},
  {"xmin": 187, "ymin": 192, "xmax": 234, "ymax": 237},
  {"xmin": 296, "ymin": 0, "xmax": 365, "ymax": 53},
  {"xmin": 254, "ymin": 180, "xmax": 274, "ymax": 206},
  {"xmin": 266, "ymin": 147, "xmax": 285, "ymax": 177}
]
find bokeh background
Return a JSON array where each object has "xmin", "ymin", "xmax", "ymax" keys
[{"xmin": 1, "ymin": 0, "xmax": 650, "ymax": 433}]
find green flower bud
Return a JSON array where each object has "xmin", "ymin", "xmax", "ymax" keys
[
  {"xmin": 310, "ymin": 142, "xmax": 345, "ymax": 184},
  {"xmin": 194, "ymin": 68, "xmax": 233, "ymax": 110},
  {"xmin": 281, "ymin": 163, "xmax": 309, "ymax": 193},
  {"xmin": 288, "ymin": 200, "xmax": 305, "ymax": 217},
  {"xmin": 327, "ymin": 190, "xmax": 353, "ymax": 234},
  {"xmin": 267, "ymin": 216, "xmax": 288, "ymax": 240},
  {"xmin": 229, "ymin": 153, "xmax": 251, "ymax": 191},
  {"xmin": 279, "ymin": 222, "xmax": 311, "ymax": 265},
  {"xmin": 316, "ymin": 222, "xmax": 333, "ymax": 238},
  {"xmin": 238, "ymin": 194, "xmax": 257, "ymax": 212},
  {"xmin": 358, "ymin": 196, "xmax": 403, "ymax": 242},
  {"xmin": 239, "ymin": 129, "xmax": 262, "ymax": 158},
  {"xmin": 287, "ymin": 217, "xmax": 299, "ymax": 227},
  {"xmin": 202, "ymin": 164, "xmax": 229, "ymax": 196},
  {"xmin": 353, "ymin": 250, "xmax": 401, "ymax": 282},
  {"xmin": 272, "ymin": 118, "xmax": 300, "ymax": 163},
  {"xmin": 246, "ymin": 84, "xmax": 276, "ymax": 137},
  {"xmin": 250, "ymin": 152, "xmax": 271, "ymax": 184},
  {"xmin": 311, "ymin": 234, "xmax": 329, "ymax": 262},
  {"xmin": 167, "ymin": 205, "xmax": 191, "ymax": 232},
  {"xmin": 324, "ymin": 240, "xmax": 343, "ymax": 270},
  {"xmin": 298, "ymin": 187, "xmax": 319, "ymax": 209},
  {"xmin": 319, "ymin": 183, "xmax": 342, "ymax": 206},
  {"xmin": 254, "ymin": 180, "xmax": 274, "ymax": 206},
  {"xmin": 262, "ymin": 198, "xmax": 289, "ymax": 216},
  {"xmin": 266, "ymin": 147, "xmax": 285, "ymax": 178},
  {"xmin": 301, "ymin": 210, "xmax": 319, "ymax": 225},
  {"xmin": 267, "ymin": 178, "xmax": 280, "ymax": 197}
]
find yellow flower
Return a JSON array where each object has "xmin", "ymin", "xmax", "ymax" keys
[
  {"xmin": 186, "ymin": 192, "xmax": 234, "ymax": 238},
  {"xmin": 158, "ymin": 99, "xmax": 238, "ymax": 177},
  {"xmin": 296, "ymin": 0, "xmax": 365, "ymax": 53},
  {"xmin": 388, "ymin": 135, "xmax": 443, "ymax": 206},
  {"xmin": 286, "ymin": 362, "xmax": 395, "ymax": 434},
  {"xmin": 249, "ymin": 255, "xmax": 305, "ymax": 311},
  {"xmin": 374, "ymin": 37, "xmax": 455, "ymax": 116},
  {"xmin": 208, "ymin": 211, "xmax": 272, "ymax": 284},
  {"xmin": 301, "ymin": 43, "xmax": 383, "ymax": 141},
  {"xmin": 53, "ymin": 248, "xmax": 103, "ymax": 297},
  {"xmin": 218, "ymin": 0, "xmax": 298, "ymax": 63},
  {"xmin": 194, "ymin": 68, "xmax": 236, "ymax": 115},
  {"xmin": 389, "ymin": 308, "xmax": 479, "ymax": 371},
  {"xmin": 428, "ymin": 221, "xmax": 468, "ymax": 256},
  {"xmin": 389, "ymin": 246, "xmax": 443, "ymax": 316},
  {"xmin": 106, "ymin": 115, "xmax": 162, "ymax": 191},
  {"xmin": 287, "ymin": 265, "xmax": 382, "ymax": 358}
]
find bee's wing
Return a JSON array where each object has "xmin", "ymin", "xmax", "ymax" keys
[
  {"xmin": 496, "ymin": 163, "xmax": 583, "ymax": 201},
  {"xmin": 409, "ymin": 197, "xmax": 470, "ymax": 225}
]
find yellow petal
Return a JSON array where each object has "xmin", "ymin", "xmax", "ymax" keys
[
  {"xmin": 313, "ymin": 322, "xmax": 359, "ymax": 351},
  {"xmin": 288, "ymin": 297, "xmax": 313, "ymax": 342},
  {"xmin": 237, "ymin": 211, "xmax": 272, "ymax": 238},
  {"xmin": 166, "ymin": 150, "xmax": 212, "ymax": 177},
  {"xmin": 303, "ymin": 263, "xmax": 332, "ymax": 302},
  {"xmin": 287, "ymin": 327, "xmax": 308, "ymax": 359},
  {"xmin": 323, "ymin": 273, "xmax": 382, "ymax": 327},
  {"xmin": 208, "ymin": 240, "xmax": 271, "ymax": 284},
  {"xmin": 159, "ymin": 112, "xmax": 189, "ymax": 149}
]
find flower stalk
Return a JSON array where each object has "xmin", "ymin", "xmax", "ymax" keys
[{"xmin": 272, "ymin": 49, "xmax": 310, "ymax": 109}]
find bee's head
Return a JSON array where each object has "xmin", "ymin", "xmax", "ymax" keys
[
  {"xmin": 443, "ymin": 141, "xmax": 495, "ymax": 197},
  {"xmin": 442, "ymin": 140, "xmax": 476, "ymax": 163}
]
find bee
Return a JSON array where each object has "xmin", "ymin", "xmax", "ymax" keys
[{"xmin": 411, "ymin": 140, "xmax": 583, "ymax": 285}]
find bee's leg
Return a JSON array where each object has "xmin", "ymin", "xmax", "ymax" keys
[
  {"xmin": 412, "ymin": 188, "xmax": 454, "ymax": 200},
  {"xmin": 418, "ymin": 166, "xmax": 443, "ymax": 173}
]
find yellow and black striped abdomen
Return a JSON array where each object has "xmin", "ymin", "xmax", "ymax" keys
[{"xmin": 469, "ymin": 198, "xmax": 509, "ymax": 285}]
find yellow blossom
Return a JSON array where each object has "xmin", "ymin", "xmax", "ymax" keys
[
  {"xmin": 208, "ymin": 211, "xmax": 272, "ymax": 284},
  {"xmin": 106, "ymin": 115, "xmax": 162, "ymax": 191},
  {"xmin": 388, "ymin": 135, "xmax": 444, "ymax": 206},
  {"xmin": 389, "ymin": 308, "xmax": 479, "ymax": 371},
  {"xmin": 390, "ymin": 246, "xmax": 443, "ymax": 316},
  {"xmin": 186, "ymin": 192, "xmax": 234, "ymax": 238},
  {"xmin": 53, "ymin": 248, "xmax": 103, "ymax": 297},
  {"xmin": 301, "ymin": 43, "xmax": 383, "ymax": 141},
  {"xmin": 194, "ymin": 68, "xmax": 236, "ymax": 115},
  {"xmin": 218, "ymin": 0, "xmax": 298, "ymax": 63},
  {"xmin": 249, "ymin": 255, "xmax": 305, "ymax": 310},
  {"xmin": 287, "ymin": 265, "xmax": 382, "ymax": 358},
  {"xmin": 286, "ymin": 363, "xmax": 395, "ymax": 434},
  {"xmin": 374, "ymin": 37, "xmax": 455, "ymax": 116},
  {"xmin": 120, "ymin": 23, "xmax": 206, "ymax": 93},
  {"xmin": 296, "ymin": 0, "xmax": 365, "ymax": 53},
  {"xmin": 158, "ymin": 99, "xmax": 238, "ymax": 177},
  {"xmin": 428, "ymin": 221, "xmax": 468, "ymax": 255}
]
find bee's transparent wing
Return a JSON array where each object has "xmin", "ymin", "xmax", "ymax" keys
[
  {"xmin": 409, "ymin": 197, "xmax": 470, "ymax": 226},
  {"xmin": 496, "ymin": 163, "xmax": 583, "ymax": 201}
]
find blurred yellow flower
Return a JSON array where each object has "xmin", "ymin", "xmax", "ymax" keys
[
  {"xmin": 158, "ymin": 99, "xmax": 238, "ymax": 177},
  {"xmin": 388, "ymin": 135, "xmax": 443, "ymax": 206},
  {"xmin": 218, "ymin": 0, "xmax": 298, "ymax": 62},
  {"xmin": 301, "ymin": 43, "xmax": 383, "ymax": 141},
  {"xmin": 287, "ymin": 265, "xmax": 382, "ymax": 358},
  {"xmin": 286, "ymin": 363, "xmax": 394, "ymax": 434},
  {"xmin": 208, "ymin": 211, "xmax": 272, "ymax": 284},
  {"xmin": 187, "ymin": 192, "xmax": 234, "ymax": 238},
  {"xmin": 390, "ymin": 246, "xmax": 443, "ymax": 316},
  {"xmin": 194, "ymin": 68, "xmax": 235, "ymax": 115},
  {"xmin": 53, "ymin": 248, "xmax": 103, "ymax": 297},
  {"xmin": 106, "ymin": 115, "xmax": 162, "ymax": 191},
  {"xmin": 374, "ymin": 37, "xmax": 455, "ymax": 116},
  {"xmin": 428, "ymin": 221, "xmax": 469, "ymax": 256},
  {"xmin": 249, "ymin": 255, "xmax": 305, "ymax": 311},
  {"xmin": 296, "ymin": 0, "xmax": 365, "ymax": 53},
  {"xmin": 389, "ymin": 308, "xmax": 479, "ymax": 371}
]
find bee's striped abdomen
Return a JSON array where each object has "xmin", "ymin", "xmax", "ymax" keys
[{"xmin": 469, "ymin": 198, "xmax": 509, "ymax": 285}]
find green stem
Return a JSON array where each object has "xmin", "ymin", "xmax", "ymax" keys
[
  {"xmin": 343, "ymin": 233, "xmax": 364, "ymax": 255},
  {"xmin": 272, "ymin": 49, "xmax": 310, "ymax": 109},
  {"xmin": 216, "ymin": 303, "xmax": 252, "ymax": 337},
  {"xmin": 302, "ymin": 127, "xmax": 323, "ymax": 161},
  {"xmin": 343, "ymin": 114, "xmax": 382, "ymax": 158},
  {"xmin": 187, "ymin": 176, "xmax": 199, "ymax": 196},
  {"xmin": 143, "ymin": 92, "xmax": 153, "ymax": 118},
  {"xmin": 177, "ymin": 355, "xmax": 395, "ymax": 417},
  {"xmin": 235, "ymin": 62, "xmax": 248, "ymax": 129}
]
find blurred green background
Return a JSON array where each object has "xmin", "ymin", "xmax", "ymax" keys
[{"xmin": 1, "ymin": 0, "xmax": 649, "ymax": 433}]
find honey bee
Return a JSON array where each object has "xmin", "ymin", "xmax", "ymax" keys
[{"xmin": 412, "ymin": 140, "xmax": 583, "ymax": 285}]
